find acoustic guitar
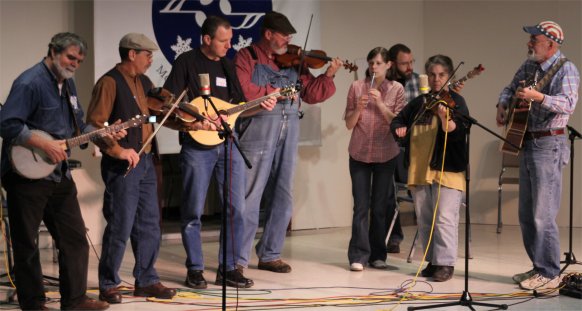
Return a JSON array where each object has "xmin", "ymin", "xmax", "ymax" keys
[
  {"xmin": 187, "ymin": 84, "xmax": 300, "ymax": 146},
  {"xmin": 10, "ymin": 114, "xmax": 149, "ymax": 179},
  {"xmin": 501, "ymin": 73, "xmax": 538, "ymax": 155}
]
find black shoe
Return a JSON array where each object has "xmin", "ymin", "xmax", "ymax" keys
[
  {"xmin": 421, "ymin": 262, "xmax": 436, "ymax": 277},
  {"xmin": 386, "ymin": 243, "xmax": 400, "ymax": 254},
  {"xmin": 215, "ymin": 266, "xmax": 254, "ymax": 288},
  {"xmin": 185, "ymin": 270, "xmax": 208, "ymax": 289},
  {"xmin": 432, "ymin": 266, "xmax": 454, "ymax": 282},
  {"xmin": 61, "ymin": 295, "xmax": 109, "ymax": 310}
]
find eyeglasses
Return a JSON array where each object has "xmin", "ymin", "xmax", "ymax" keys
[
  {"xmin": 272, "ymin": 31, "xmax": 293, "ymax": 40},
  {"xmin": 396, "ymin": 60, "xmax": 415, "ymax": 67},
  {"xmin": 136, "ymin": 50, "xmax": 153, "ymax": 59},
  {"xmin": 529, "ymin": 37, "xmax": 549, "ymax": 45}
]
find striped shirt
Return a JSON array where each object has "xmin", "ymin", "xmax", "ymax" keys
[
  {"xmin": 498, "ymin": 50, "xmax": 579, "ymax": 131},
  {"xmin": 345, "ymin": 78, "xmax": 405, "ymax": 163}
]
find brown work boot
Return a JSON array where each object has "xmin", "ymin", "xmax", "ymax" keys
[
  {"xmin": 432, "ymin": 266, "xmax": 454, "ymax": 282},
  {"xmin": 258, "ymin": 259, "xmax": 292, "ymax": 273},
  {"xmin": 133, "ymin": 282, "xmax": 176, "ymax": 299},
  {"xmin": 99, "ymin": 287, "xmax": 122, "ymax": 304}
]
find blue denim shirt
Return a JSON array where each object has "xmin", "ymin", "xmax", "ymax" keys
[{"xmin": 1, "ymin": 60, "xmax": 92, "ymax": 181}]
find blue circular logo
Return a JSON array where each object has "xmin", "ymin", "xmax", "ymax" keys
[{"xmin": 152, "ymin": 0, "xmax": 272, "ymax": 62}]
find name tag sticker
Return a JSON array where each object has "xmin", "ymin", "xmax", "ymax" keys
[
  {"xmin": 216, "ymin": 77, "xmax": 227, "ymax": 87},
  {"xmin": 70, "ymin": 96, "xmax": 79, "ymax": 109}
]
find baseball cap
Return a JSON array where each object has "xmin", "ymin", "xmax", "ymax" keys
[{"xmin": 523, "ymin": 20, "xmax": 564, "ymax": 44}]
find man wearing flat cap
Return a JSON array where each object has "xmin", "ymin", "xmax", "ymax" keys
[
  {"xmin": 234, "ymin": 11, "xmax": 343, "ymax": 273},
  {"xmin": 86, "ymin": 32, "xmax": 176, "ymax": 303},
  {"xmin": 496, "ymin": 21, "xmax": 579, "ymax": 292}
]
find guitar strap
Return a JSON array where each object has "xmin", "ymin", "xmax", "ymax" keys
[
  {"xmin": 63, "ymin": 80, "xmax": 81, "ymax": 137},
  {"xmin": 534, "ymin": 57, "xmax": 567, "ymax": 91}
]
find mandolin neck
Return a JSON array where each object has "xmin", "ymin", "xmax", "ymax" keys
[{"xmin": 227, "ymin": 91, "xmax": 284, "ymax": 114}]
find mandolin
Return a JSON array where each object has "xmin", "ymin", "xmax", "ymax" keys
[
  {"xmin": 449, "ymin": 64, "xmax": 485, "ymax": 90},
  {"xmin": 187, "ymin": 84, "xmax": 300, "ymax": 146}
]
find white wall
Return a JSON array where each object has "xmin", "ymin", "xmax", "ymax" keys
[{"xmin": 1, "ymin": 1, "xmax": 581, "ymax": 246}]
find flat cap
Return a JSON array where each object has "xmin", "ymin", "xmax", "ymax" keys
[
  {"xmin": 119, "ymin": 33, "xmax": 159, "ymax": 51},
  {"xmin": 262, "ymin": 11, "xmax": 296, "ymax": 35}
]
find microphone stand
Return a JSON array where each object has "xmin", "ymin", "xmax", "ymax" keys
[
  {"xmin": 560, "ymin": 125, "xmax": 582, "ymax": 273},
  {"xmin": 201, "ymin": 94, "xmax": 251, "ymax": 311},
  {"xmin": 408, "ymin": 98, "xmax": 510, "ymax": 311}
]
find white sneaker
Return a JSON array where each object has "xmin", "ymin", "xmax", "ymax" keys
[
  {"xmin": 512, "ymin": 269, "xmax": 536, "ymax": 284},
  {"xmin": 369, "ymin": 260, "xmax": 388, "ymax": 269},
  {"xmin": 350, "ymin": 263, "xmax": 364, "ymax": 271},
  {"xmin": 519, "ymin": 273, "xmax": 560, "ymax": 290}
]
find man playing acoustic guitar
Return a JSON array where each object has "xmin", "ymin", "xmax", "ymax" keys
[{"xmin": 496, "ymin": 20, "xmax": 579, "ymax": 292}]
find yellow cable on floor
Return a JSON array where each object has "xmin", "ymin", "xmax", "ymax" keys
[{"xmin": 388, "ymin": 103, "xmax": 451, "ymax": 311}]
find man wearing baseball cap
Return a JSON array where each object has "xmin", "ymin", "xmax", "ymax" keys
[
  {"xmin": 496, "ymin": 21, "xmax": 579, "ymax": 292},
  {"xmin": 86, "ymin": 33, "xmax": 176, "ymax": 303}
]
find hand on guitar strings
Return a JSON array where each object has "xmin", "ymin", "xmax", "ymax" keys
[{"xmin": 516, "ymin": 85, "xmax": 543, "ymax": 104}]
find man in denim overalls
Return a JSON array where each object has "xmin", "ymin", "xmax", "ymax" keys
[{"xmin": 234, "ymin": 11, "xmax": 342, "ymax": 273}]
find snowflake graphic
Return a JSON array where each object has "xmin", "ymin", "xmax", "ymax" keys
[
  {"xmin": 170, "ymin": 35, "xmax": 193, "ymax": 59},
  {"xmin": 232, "ymin": 35, "xmax": 252, "ymax": 51}
]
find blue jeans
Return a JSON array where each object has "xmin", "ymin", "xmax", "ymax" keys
[
  {"xmin": 180, "ymin": 136, "xmax": 246, "ymax": 271},
  {"xmin": 519, "ymin": 135, "xmax": 569, "ymax": 278},
  {"xmin": 99, "ymin": 153, "xmax": 160, "ymax": 290},
  {"xmin": 412, "ymin": 183, "xmax": 463, "ymax": 266},
  {"xmin": 348, "ymin": 157, "xmax": 396, "ymax": 264},
  {"xmin": 236, "ymin": 103, "xmax": 300, "ymax": 266}
]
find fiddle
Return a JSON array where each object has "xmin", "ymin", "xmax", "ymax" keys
[
  {"xmin": 147, "ymin": 87, "xmax": 205, "ymax": 123},
  {"xmin": 275, "ymin": 44, "xmax": 358, "ymax": 72},
  {"xmin": 426, "ymin": 90, "xmax": 456, "ymax": 116}
]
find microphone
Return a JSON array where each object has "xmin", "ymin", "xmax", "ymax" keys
[
  {"xmin": 199, "ymin": 73, "xmax": 211, "ymax": 98},
  {"xmin": 419, "ymin": 74, "xmax": 430, "ymax": 95}
]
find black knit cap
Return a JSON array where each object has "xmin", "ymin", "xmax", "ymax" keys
[{"xmin": 262, "ymin": 11, "xmax": 296, "ymax": 35}]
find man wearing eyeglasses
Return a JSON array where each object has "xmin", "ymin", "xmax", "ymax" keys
[
  {"xmin": 86, "ymin": 33, "xmax": 177, "ymax": 304},
  {"xmin": 496, "ymin": 21, "xmax": 579, "ymax": 293},
  {"xmin": 234, "ymin": 11, "xmax": 342, "ymax": 274}
]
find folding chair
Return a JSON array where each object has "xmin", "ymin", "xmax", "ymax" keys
[{"xmin": 497, "ymin": 153, "xmax": 520, "ymax": 233}]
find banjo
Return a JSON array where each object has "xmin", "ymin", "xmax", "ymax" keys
[{"xmin": 10, "ymin": 114, "xmax": 149, "ymax": 179}]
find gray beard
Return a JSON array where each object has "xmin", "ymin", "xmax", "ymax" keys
[{"xmin": 54, "ymin": 61, "xmax": 74, "ymax": 80}]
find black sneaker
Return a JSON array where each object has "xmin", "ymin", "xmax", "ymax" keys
[
  {"xmin": 215, "ymin": 266, "xmax": 254, "ymax": 288},
  {"xmin": 185, "ymin": 270, "xmax": 207, "ymax": 289}
]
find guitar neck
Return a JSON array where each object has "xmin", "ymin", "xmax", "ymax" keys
[
  {"xmin": 227, "ymin": 91, "xmax": 284, "ymax": 114},
  {"xmin": 65, "ymin": 122, "xmax": 130, "ymax": 149}
]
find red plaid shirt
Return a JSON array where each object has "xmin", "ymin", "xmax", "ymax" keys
[{"xmin": 345, "ymin": 79, "xmax": 405, "ymax": 163}]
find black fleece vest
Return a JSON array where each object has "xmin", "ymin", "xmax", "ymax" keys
[{"xmin": 105, "ymin": 68, "xmax": 152, "ymax": 152}]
